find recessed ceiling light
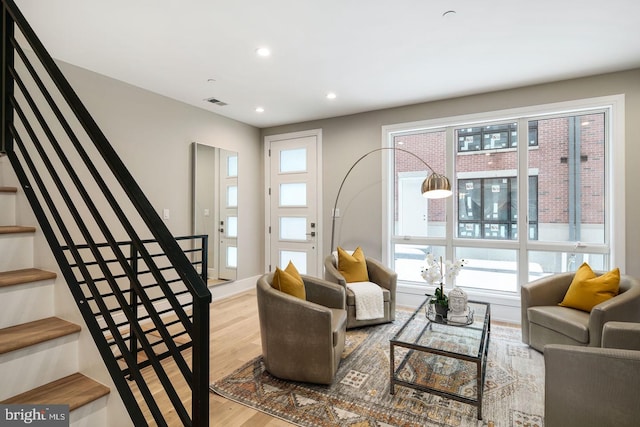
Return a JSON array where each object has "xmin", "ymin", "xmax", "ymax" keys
[
  {"xmin": 256, "ymin": 47, "xmax": 271, "ymax": 57},
  {"xmin": 255, "ymin": 107, "xmax": 265, "ymax": 113},
  {"xmin": 326, "ymin": 92, "xmax": 337, "ymax": 100}
]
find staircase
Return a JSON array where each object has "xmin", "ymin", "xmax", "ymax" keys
[{"xmin": 0, "ymin": 186, "xmax": 110, "ymax": 426}]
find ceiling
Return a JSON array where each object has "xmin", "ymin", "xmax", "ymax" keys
[{"xmin": 12, "ymin": 0, "xmax": 640, "ymax": 128}]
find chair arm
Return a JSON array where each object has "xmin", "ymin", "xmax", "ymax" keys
[
  {"xmin": 324, "ymin": 256, "xmax": 347, "ymax": 287},
  {"xmin": 602, "ymin": 321, "xmax": 640, "ymax": 351},
  {"xmin": 521, "ymin": 273, "xmax": 573, "ymax": 343},
  {"xmin": 303, "ymin": 275, "xmax": 346, "ymax": 310},
  {"xmin": 366, "ymin": 257, "xmax": 397, "ymax": 292},
  {"xmin": 544, "ymin": 344, "xmax": 640, "ymax": 427},
  {"xmin": 589, "ymin": 284, "xmax": 640, "ymax": 346}
]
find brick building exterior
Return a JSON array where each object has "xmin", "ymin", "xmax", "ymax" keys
[{"xmin": 392, "ymin": 112, "xmax": 605, "ymax": 241}]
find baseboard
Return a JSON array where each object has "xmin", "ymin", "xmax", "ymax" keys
[{"xmin": 210, "ymin": 275, "xmax": 258, "ymax": 301}]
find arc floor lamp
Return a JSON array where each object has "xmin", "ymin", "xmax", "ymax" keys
[{"xmin": 330, "ymin": 147, "xmax": 453, "ymax": 252}]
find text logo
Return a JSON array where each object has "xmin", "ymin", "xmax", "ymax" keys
[{"xmin": 0, "ymin": 405, "xmax": 69, "ymax": 427}]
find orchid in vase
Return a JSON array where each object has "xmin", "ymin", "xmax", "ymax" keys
[{"xmin": 421, "ymin": 254, "xmax": 467, "ymax": 312}]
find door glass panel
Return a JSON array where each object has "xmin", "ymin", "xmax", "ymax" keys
[
  {"xmin": 227, "ymin": 216, "xmax": 238, "ymax": 238},
  {"xmin": 280, "ymin": 183, "xmax": 307, "ymax": 206},
  {"xmin": 280, "ymin": 250, "xmax": 307, "ymax": 274},
  {"xmin": 280, "ymin": 217, "xmax": 307, "ymax": 240},
  {"xmin": 280, "ymin": 148, "xmax": 307, "ymax": 173},
  {"xmin": 227, "ymin": 155, "xmax": 238, "ymax": 177},
  {"xmin": 528, "ymin": 113, "xmax": 606, "ymax": 244},
  {"xmin": 227, "ymin": 247, "xmax": 237, "ymax": 268},
  {"xmin": 227, "ymin": 185, "xmax": 238, "ymax": 207}
]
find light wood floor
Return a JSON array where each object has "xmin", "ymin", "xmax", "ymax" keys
[
  {"xmin": 139, "ymin": 290, "xmax": 518, "ymax": 426},
  {"xmin": 209, "ymin": 290, "xmax": 292, "ymax": 426},
  {"xmin": 133, "ymin": 289, "xmax": 291, "ymax": 426}
]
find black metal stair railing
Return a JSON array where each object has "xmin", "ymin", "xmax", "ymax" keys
[{"xmin": 1, "ymin": 1, "xmax": 211, "ymax": 426}]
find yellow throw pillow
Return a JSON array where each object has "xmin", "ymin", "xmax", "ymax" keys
[
  {"xmin": 559, "ymin": 262, "xmax": 620, "ymax": 312},
  {"xmin": 272, "ymin": 261, "xmax": 306, "ymax": 300},
  {"xmin": 337, "ymin": 246, "xmax": 369, "ymax": 283}
]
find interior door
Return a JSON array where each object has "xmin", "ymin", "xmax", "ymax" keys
[
  {"xmin": 218, "ymin": 150, "xmax": 238, "ymax": 280},
  {"xmin": 266, "ymin": 130, "xmax": 321, "ymax": 275}
]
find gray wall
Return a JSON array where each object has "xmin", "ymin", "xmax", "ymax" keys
[
  {"xmin": 262, "ymin": 68, "xmax": 640, "ymax": 276},
  {"xmin": 55, "ymin": 60, "xmax": 264, "ymax": 280}
]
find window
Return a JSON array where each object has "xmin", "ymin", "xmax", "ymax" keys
[
  {"xmin": 384, "ymin": 97, "xmax": 623, "ymax": 296},
  {"xmin": 457, "ymin": 122, "xmax": 538, "ymax": 152},
  {"xmin": 457, "ymin": 176, "xmax": 538, "ymax": 240}
]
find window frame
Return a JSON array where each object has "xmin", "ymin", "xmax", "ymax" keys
[{"xmin": 381, "ymin": 95, "xmax": 625, "ymax": 298}]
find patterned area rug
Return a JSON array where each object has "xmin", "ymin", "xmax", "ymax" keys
[{"xmin": 211, "ymin": 311, "xmax": 544, "ymax": 426}]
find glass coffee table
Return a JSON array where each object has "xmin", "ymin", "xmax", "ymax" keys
[{"xmin": 390, "ymin": 298, "xmax": 491, "ymax": 420}]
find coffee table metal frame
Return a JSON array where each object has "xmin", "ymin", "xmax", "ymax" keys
[{"xmin": 389, "ymin": 298, "xmax": 491, "ymax": 420}]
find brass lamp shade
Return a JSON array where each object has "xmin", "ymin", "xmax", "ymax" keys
[{"xmin": 421, "ymin": 172, "xmax": 452, "ymax": 199}]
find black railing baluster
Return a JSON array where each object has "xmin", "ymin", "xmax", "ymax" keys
[
  {"xmin": 201, "ymin": 235, "xmax": 208, "ymax": 282},
  {"xmin": 129, "ymin": 242, "xmax": 139, "ymax": 380}
]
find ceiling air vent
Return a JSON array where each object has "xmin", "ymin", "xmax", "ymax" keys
[{"xmin": 205, "ymin": 97, "xmax": 228, "ymax": 106}]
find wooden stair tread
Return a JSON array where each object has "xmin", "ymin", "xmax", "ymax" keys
[
  {"xmin": 1, "ymin": 373, "xmax": 110, "ymax": 411},
  {"xmin": 0, "ymin": 225, "xmax": 36, "ymax": 234},
  {"xmin": 0, "ymin": 317, "xmax": 81, "ymax": 354},
  {"xmin": 0, "ymin": 186, "xmax": 18, "ymax": 193},
  {"xmin": 0, "ymin": 268, "xmax": 57, "ymax": 288}
]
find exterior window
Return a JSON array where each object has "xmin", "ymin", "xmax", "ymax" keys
[
  {"xmin": 457, "ymin": 176, "xmax": 538, "ymax": 240},
  {"xmin": 386, "ymin": 101, "xmax": 616, "ymax": 296},
  {"xmin": 457, "ymin": 122, "xmax": 538, "ymax": 152}
]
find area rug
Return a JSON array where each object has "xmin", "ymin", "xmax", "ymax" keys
[{"xmin": 210, "ymin": 311, "xmax": 544, "ymax": 426}]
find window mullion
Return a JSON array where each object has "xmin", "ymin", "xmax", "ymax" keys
[{"xmin": 517, "ymin": 117, "xmax": 529, "ymax": 289}]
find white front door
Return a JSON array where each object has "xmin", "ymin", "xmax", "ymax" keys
[{"xmin": 265, "ymin": 130, "xmax": 322, "ymax": 275}]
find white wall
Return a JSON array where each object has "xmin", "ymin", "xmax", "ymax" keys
[{"xmin": 53, "ymin": 60, "xmax": 263, "ymax": 280}]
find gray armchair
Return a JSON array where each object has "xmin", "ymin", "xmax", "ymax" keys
[
  {"xmin": 324, "ymin": 254, "xmax": 397, "ymax": 329},
  {"xmin": 256, "ymin": 273, "xmax": 347, "ymax": 385},
  {"xmin": 521, "ymin": 271, "xmax": 640, "ymax": 352},
  {"xmin": 545, "ymin": 322, "xmax": 640, "ymax": 427}
]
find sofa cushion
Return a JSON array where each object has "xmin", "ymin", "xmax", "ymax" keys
[
  {"xmin": 337, "ymin": 246, "xmax": 369, "ymax": 283},
  {"xmin": 528, "ymin": 305, "xmax": 590, "ymax": 344},
  {"xmin": 271, "ymin": 261, "xmax": 306, "ymax": 300},
  {"xmin": 559, "ymin": 262, "xmax": 620, "ymax": 312}
]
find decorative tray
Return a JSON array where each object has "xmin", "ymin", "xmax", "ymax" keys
[{"xmin": 425, "ymin": 303, "xmax": 474, "ymax": 326}]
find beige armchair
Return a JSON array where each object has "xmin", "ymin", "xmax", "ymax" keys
[
  {"xmin": 256, "ymin": 273, "xmax": 347, "ymax": 385},
  {"xmin": 544, "ymin": 322, "xmax": 640, "ymax": 427},
  {"xmin": 521, "ymin": 271, "xmax": 640, "ymax": 352},
  {"xmin": 324, "ymin": 254, "xmax": 397, "ymax": 329}
]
